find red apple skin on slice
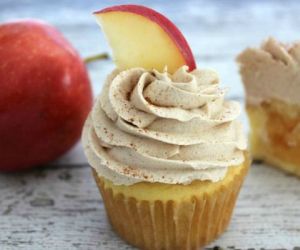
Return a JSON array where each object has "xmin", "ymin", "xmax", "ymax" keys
[
  {"xmin": 0, "ymin": 20, "xmax": 93, "ymax": 171},
  {"xmin": 94, "ymin": 5, "xmax": 196, "ymax": 73}
]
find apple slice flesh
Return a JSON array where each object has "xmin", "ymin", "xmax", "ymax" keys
[{"xmin": 94, "ymin": 5, "xmax": 196, "ymax": 73}]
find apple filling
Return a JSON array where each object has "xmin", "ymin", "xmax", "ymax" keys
[{"xmin": 247, "ymin": 99, "xmax": 300, "ymax": 175}]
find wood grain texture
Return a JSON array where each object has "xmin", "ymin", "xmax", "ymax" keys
[
  {"xmin": 1, "ymin": 164, "xmax": 300, "ymax": 249},
  {"xmin": 1, "ymin": 0, "xmax": 300, "ymax": 249}
]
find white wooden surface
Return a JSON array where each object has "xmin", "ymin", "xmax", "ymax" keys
[{"xmin": 1, "ymin": 0, "xmax": 300, "ymax": 249}]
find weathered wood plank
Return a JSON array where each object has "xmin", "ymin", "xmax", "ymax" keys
[{"xmin": 1, "ymin": 164, "xmax": 300, "ymax": 249}]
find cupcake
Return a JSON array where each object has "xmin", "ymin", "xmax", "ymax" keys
[
  {"xmin": 238, "ymin": 37, "xmax": 300, "ymax": 177},
  {"xmin": 83, "ymin": 5, "xmax": 249, "ymax": 249}
]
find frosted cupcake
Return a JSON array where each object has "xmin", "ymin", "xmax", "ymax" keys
[
  {"xmin": 238, "ymin": 37, "xmax": 300, "ymax": 176},
  {"xmin": 83, "ymin": 4, "xmax": 249, "ymax": 249}
]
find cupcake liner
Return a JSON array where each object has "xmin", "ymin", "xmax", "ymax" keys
[{"xmin": 93, "ymin": 161, "xmax": 248, "ymax": 250}]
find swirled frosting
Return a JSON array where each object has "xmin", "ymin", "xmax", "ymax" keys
[
  {"xmin": 238, "ymin": 37, "xmax": 300, "ymax": 106},
  {"xmin": 82, "ymin": 66, "xmax": 247, "ymax": 185}
]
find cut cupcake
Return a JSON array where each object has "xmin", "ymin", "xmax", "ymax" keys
[
  {"xmin": 83, "ymin": 4, "xmax": 249, "ymax": 250},
  {"xmin": 238, "ymin": 37, "xmax": 300, "ymax": 176}
]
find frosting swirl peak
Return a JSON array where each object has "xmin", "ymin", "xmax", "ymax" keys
[{"xmin": 83, "ymin": 66, "xmax": 246, "ymax": 185}]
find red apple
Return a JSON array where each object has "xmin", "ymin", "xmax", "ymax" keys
[
  {"xmin": 0, "ymin": 19, "xmax": 93, "ymax": 171},
  {"xmin": 94, "ymin": 5, "xmax": 196, "ymax": 73}
]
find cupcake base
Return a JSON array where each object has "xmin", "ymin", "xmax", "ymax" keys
[
  {"xmin": 248, "ymin": 101, "xmax": 300, "ymax": 177},
  {"xmin": 93, "ymin": 158, "xmax": 249, "ymax": 250}
]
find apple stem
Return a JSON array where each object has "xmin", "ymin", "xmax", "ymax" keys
[{"xmin": 84, "ymin": 53, "xmax": 109, "ymax": 64}]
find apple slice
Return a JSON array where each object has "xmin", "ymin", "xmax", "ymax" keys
[{"xmin": 94, "ymin": 5, "xmax": 196, "ymax": 73}]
